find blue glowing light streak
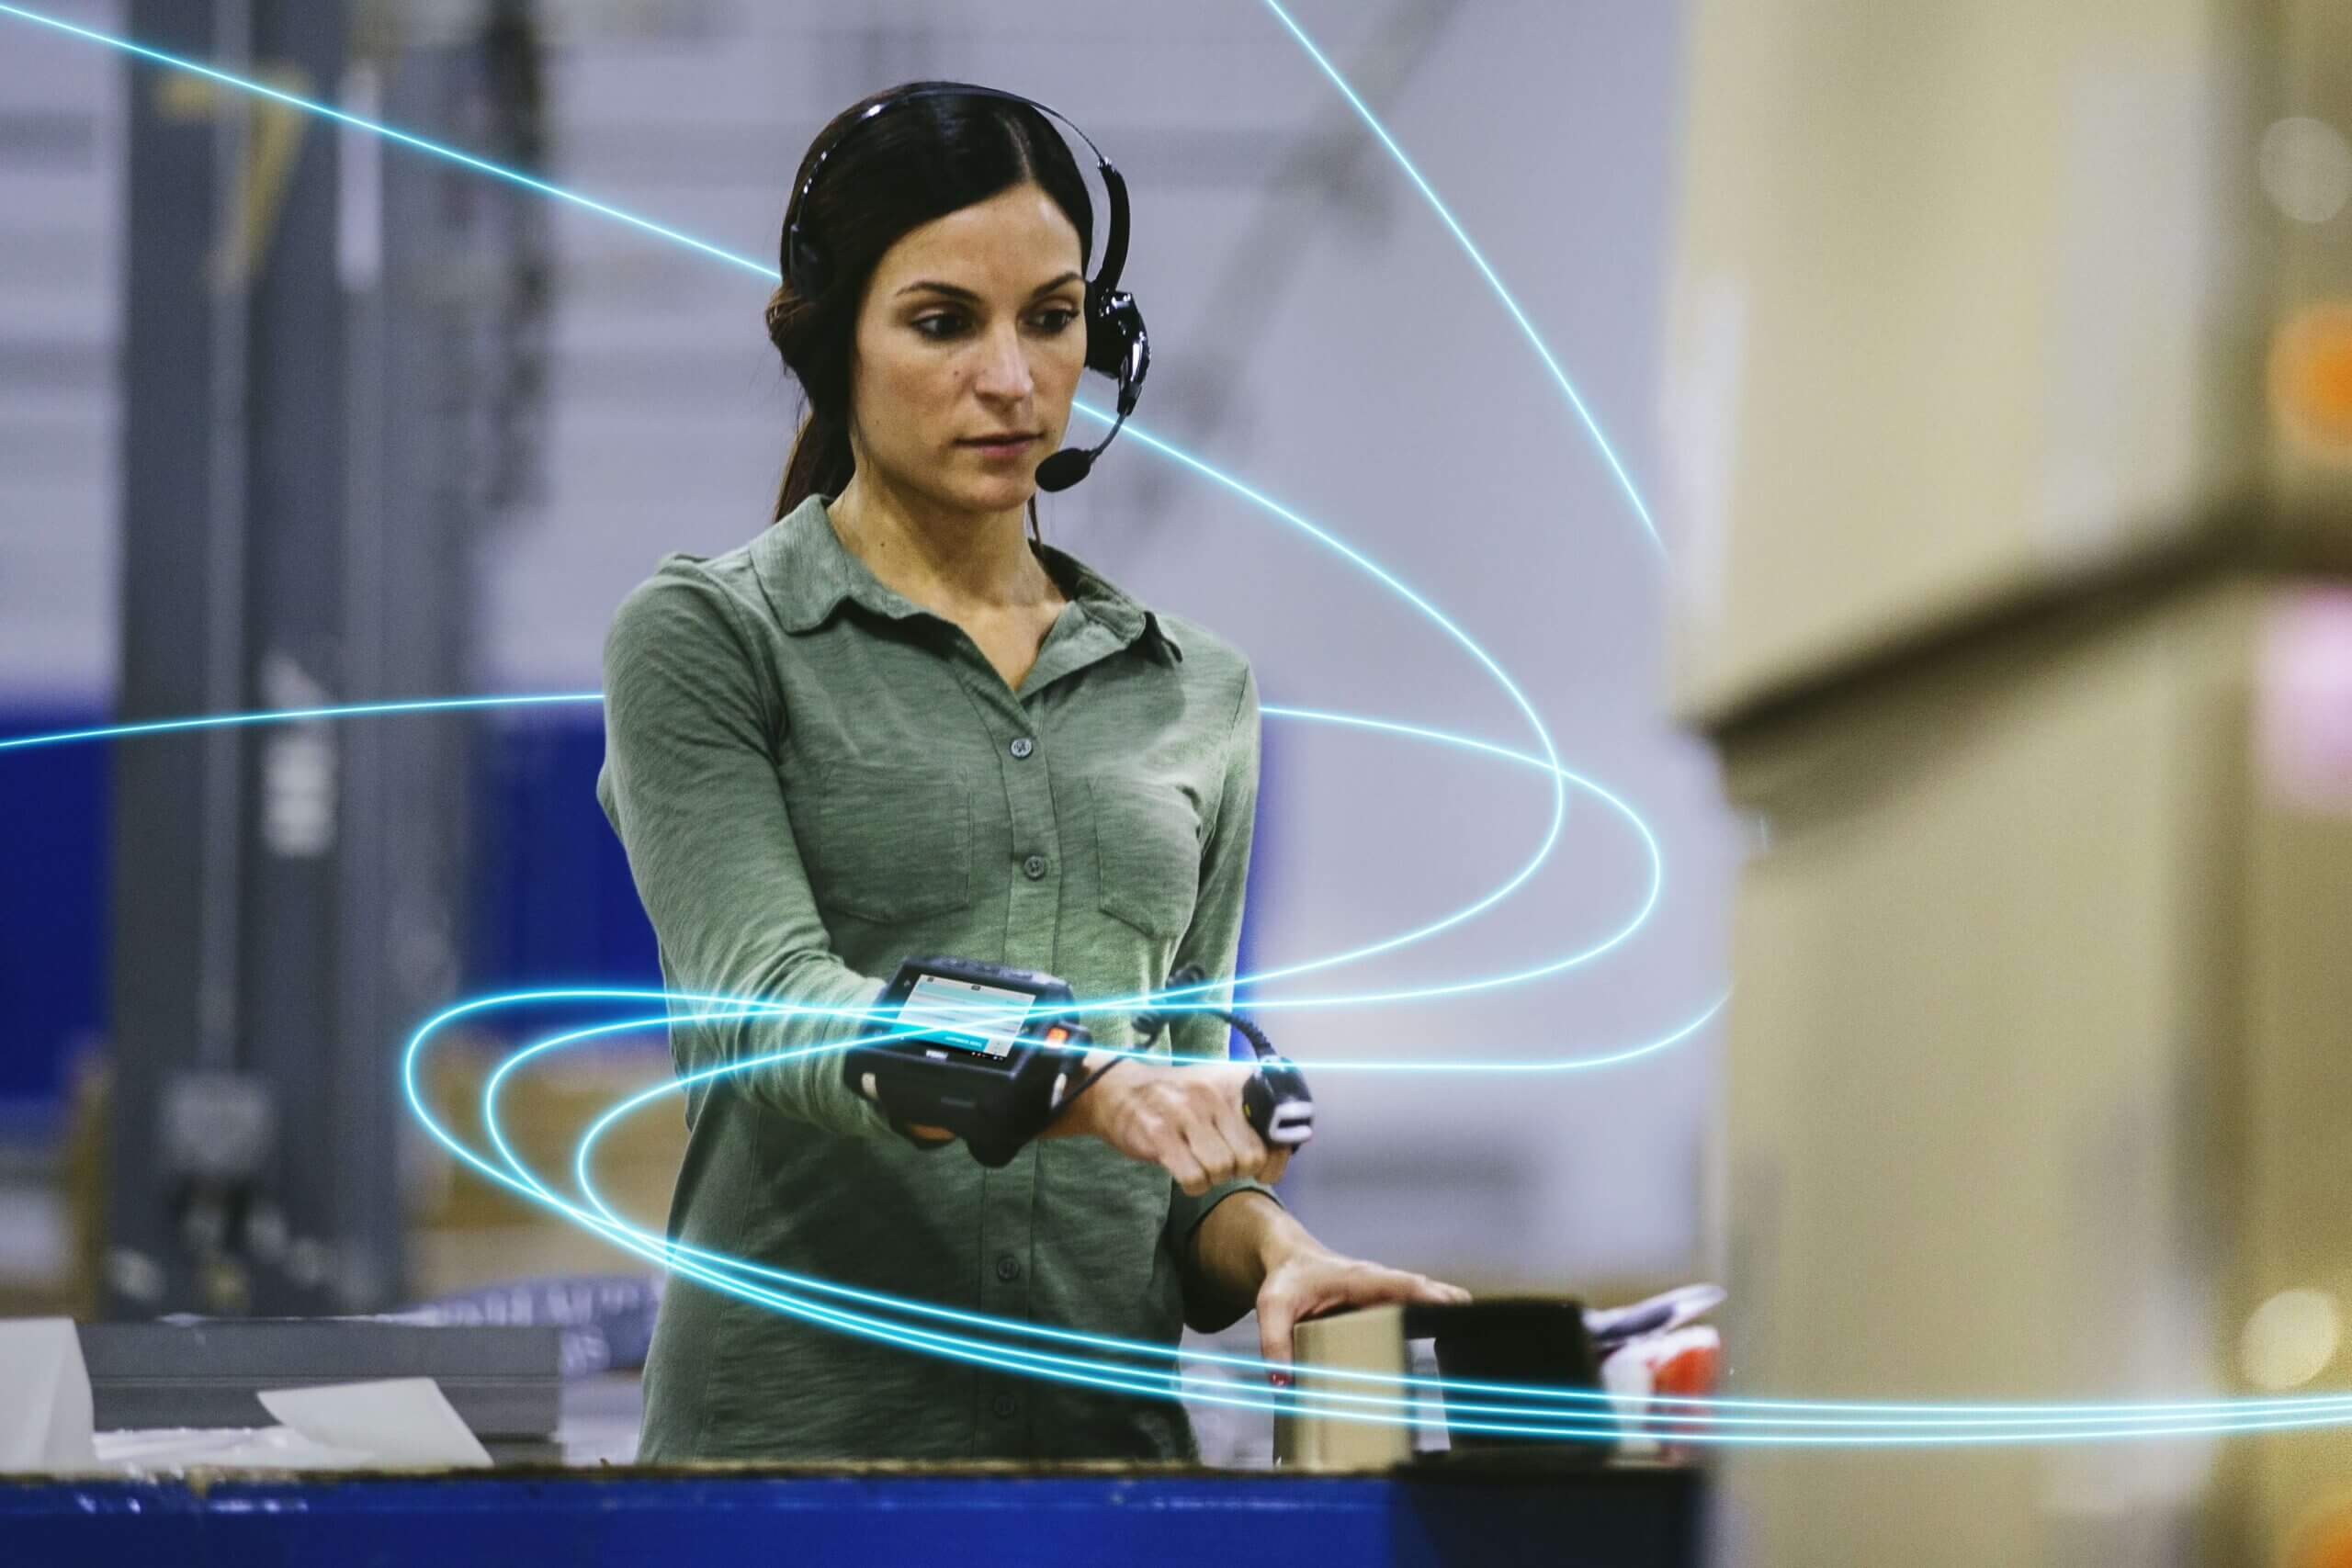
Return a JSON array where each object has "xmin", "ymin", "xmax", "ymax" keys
[
  {"xmin": 1253, "ymin": 0, "xmax": 1664, "ymax": 555},
  {"xmin": 398, "ymin": 989, "xmax": 2352, "ymax": 1445},
  {"xmin": 2, "ymin": 691, "xmax": 1668, "ymax": 1021},
  {"xmin": 6, "ymin": 0, "xmax": 2332, "ymax": 1450},
  {"xmin": 0, "ymin": 0, "xmax": 1608, "ymax": 1026}
]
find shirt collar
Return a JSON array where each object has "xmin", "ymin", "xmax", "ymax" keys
[{"xmin": 753, "ymin": 491, "xmax": 1183, "ymax": 663}]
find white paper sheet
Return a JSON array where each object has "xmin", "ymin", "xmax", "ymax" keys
[
  {"xmin": 0, "ymin": 1318, "xmax": 97, "ymax": 1472},
  {"xmin": 93, "ymin": 1424, "xmax": 379, "ymax": 1472},
  {"xmin": 257, "ymin": 1377, "xmax": 492, "ymax": 1468}
]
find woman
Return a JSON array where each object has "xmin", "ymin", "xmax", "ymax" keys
[{"xmin": 597, "ymin": 81, "xmax": 1468, "ymax": 1463}]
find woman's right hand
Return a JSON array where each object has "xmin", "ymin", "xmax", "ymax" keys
[{"xmin": 1045, "ymin": 1056, "xmax": 1289, "ymax": 1195}]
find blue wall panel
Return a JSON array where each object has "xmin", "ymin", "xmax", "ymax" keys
[
  {"xmin": 0, "ymin": 704, "xmax": 110, "ymax": 1103},
  {"xmin": 0, "ymin": 705, "xmax": 1279, "ymax": 1097},
  {"xmin": 462, "ymin": 710, "xmax": 662, "ymax": 1040}
]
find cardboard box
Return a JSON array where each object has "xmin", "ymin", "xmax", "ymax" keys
[
  {"xmin": 1277, "ymin": 1305, "xmax": 1414, "ymax": 1470},
  {"xmin": 1710, "ymin": 574, "xmax": 2352, "ymax": 1564},
  {"xmin": 1661, "ymin": 0, "xmax": 2352, "ymax": 725}
]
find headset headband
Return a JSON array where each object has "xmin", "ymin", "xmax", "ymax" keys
[{"xmin": 782, "ymin": 83, "xmax": 1130, "ymax": 301}]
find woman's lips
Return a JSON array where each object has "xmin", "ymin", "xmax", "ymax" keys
[{"xmin": 960, "ymin": 434, "xmax": 1038, "ymax": 459}]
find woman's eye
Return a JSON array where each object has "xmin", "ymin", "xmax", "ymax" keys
[{"xmin": 908, "ymin": 305, "xmax": 1077, "ymax": 341}]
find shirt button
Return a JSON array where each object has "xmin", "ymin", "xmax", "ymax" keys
[
  {"xmin": 992, "ymin": 1393, "xmax": 1019, "ymax": 1420},
  {"xmin": 995, "ymin": 1253, "xmax": 1022, "ymax": 1282},
  {"xmin": 1023, "ymin": 854, "xmax": 1047, "ymax": 880},
  {"xmin": 1010, "ymin": 737, "xmax": 1035, "ymax": 760}
]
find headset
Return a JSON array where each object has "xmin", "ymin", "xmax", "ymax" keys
[{"xmin": 781, "ymin": 82, "xmax": 1149, "ymax": 494}]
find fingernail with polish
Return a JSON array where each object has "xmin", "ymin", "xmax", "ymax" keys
[{"xmin": 1267, "ymin": 1370, "xmax": 1293, "ymax": 1388}]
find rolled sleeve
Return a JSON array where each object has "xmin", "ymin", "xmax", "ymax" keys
[{"xmin": 596, "ymin": 565, "xmax": 918, "ymax": 1144}]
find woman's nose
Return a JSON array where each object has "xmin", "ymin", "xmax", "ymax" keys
[{"xmin": 973, "ymin": 322, "xmax": 1035, "ymax": 398}]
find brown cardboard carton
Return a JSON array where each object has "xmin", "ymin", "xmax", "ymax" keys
[
  {"xmin": 1711, "ymin": 574, "xmax": 2352, "ymax": 1564},
  {"xmin": 1662, "ymin": 0, "xmax": 2352, "ymax": 725}
]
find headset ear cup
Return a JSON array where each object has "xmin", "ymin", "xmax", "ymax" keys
[
  {"xmin": 1083, "ymin": 288, "xmax": 1132, "ymax": 378},
  {"xmin": 1083, "ymin": 302, "xmax": 1116, "ymax": 378}
]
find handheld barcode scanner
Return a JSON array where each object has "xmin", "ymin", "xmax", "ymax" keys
[
  {"xmin": 843, "ymin": 956, "xmax": 1316, "ymax": 1166},
  {"xmin": 842, "ymin": 955, "xmax": 1095, "ymax": 1168},
  {"xmin": 1135, "ymin": 963, "xmax": 1316, "ymax": 1150}
]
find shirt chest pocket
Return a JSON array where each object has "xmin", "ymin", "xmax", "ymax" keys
[
  {"xmin": 1089, "ymin": 773, "xmax": 1204, "ymax": 943},
  {"xmin": 789, "ymin": 758, "xmax": 975, "ymax": 924}
]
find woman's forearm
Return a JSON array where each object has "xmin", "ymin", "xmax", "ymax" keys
[{"xmin": 1190, "ymin": 1188, "xmax": 1322, "ymax": 1308}]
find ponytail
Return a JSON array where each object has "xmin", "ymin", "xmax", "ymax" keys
[{"xmin": 773, "ymin": 403, "xmax": 855, "ymax": 523}]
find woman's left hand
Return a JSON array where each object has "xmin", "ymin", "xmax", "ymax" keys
[{"xmin": 1254, "ymin": 1247, "xmax": 1472, "ymax": 1385}]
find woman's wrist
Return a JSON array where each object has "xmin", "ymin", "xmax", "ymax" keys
[
  {"xmin": 1234, "ymin": 1190, "xmax": 1321, "ymax": 1276},
  {"xmin": 1038, "ymin": 1049, "xmax": 1124, "ymax": 1141},
  {"xmin": 1192, "ymin": 1190, "xmax": 1319, "ymax": 1307}
]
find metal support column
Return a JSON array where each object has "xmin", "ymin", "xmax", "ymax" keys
[{"xmin": 108, "ymin": 0, "xmax": 543, "ymax": 1317}]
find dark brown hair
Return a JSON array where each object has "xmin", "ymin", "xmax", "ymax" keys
[{"xmin": 766, "ymin": 83, "xmax": 1095, "ymax": 542}]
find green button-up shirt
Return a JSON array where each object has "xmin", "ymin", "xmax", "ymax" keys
[{"xmin": 596, "ymin": 491, "xmax": 1280, "ymax": 1462}]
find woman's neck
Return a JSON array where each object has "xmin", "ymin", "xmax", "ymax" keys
[{"xmin": 825, "ymin": 472, "xmax": 1057, "ymax": 617}]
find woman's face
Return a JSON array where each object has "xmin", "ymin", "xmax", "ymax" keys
[{"xmin": 848, "ymin": 181, "xmax": 1089, "ymax": 519}]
